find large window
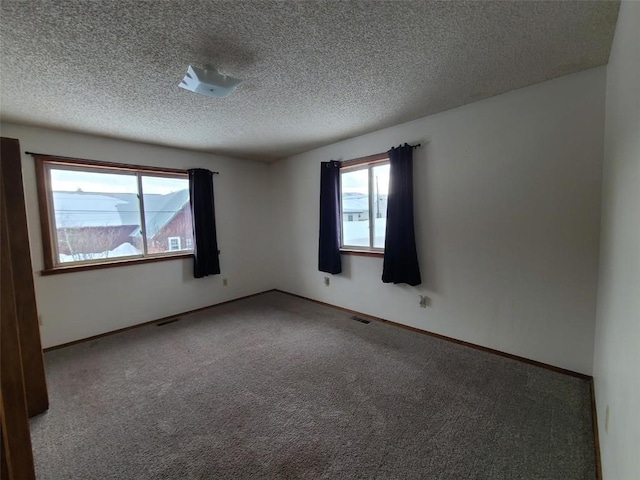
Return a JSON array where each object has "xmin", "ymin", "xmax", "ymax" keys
[
  {"xmin": 36, "ymin": 156, "xmax": 193, "ymax": 272},
  {"xmin": 340, "ymin": 156, "xmax": 390, "ymax": 252}
]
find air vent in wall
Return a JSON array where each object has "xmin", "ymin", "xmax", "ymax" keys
[
  {"xmin": 350, "ymin": 315, "xmax": 371, "ymax": 324},
  {"xmin": 157, "ymin": 318, "xmax": 179, "ymax": 327}
]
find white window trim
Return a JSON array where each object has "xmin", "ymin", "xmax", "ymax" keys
[{"xmin": 168, "ymin": 236, "xmax": 182, "ymax": 251}]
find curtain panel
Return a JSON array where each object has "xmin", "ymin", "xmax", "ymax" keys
[
  {"xmin": 382, "ymin": 144, "xmax": 421, "ymax": 286},
  {"xmin": 318, "ymin": 160, "xmax": 342, "ymax": 274},
  {"xmin": 188, "ymin": 168, "xmax": 221, "ymax": 278}
]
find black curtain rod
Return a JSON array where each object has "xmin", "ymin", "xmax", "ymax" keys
[
  {"xmin": 24, "ymin": 151, "xmax": 219, "ymax": 174},
  {"xmin": 388, "ymin": 143, "xmax": 421, "ymax": 151}
]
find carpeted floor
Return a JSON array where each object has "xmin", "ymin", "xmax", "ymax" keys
[{"xmin": 31, "ymin": 291, "xmax": 596, "ymax": 479}]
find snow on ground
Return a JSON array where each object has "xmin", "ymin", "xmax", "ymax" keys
[
  {"xmin": 343, "ymin": 219, "xmax": 386, "ymax": 248},
  {"xmin": 59, "ymin": 242, "xmax": 141, "ymax": 263}
]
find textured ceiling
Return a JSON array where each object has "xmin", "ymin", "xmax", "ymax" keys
[{"xmin": 0, "ymin": 1, "xmax": 619, "ymax": 161}]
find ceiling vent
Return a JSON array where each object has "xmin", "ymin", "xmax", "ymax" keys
[{"xmin": 179, "ymin": 65, "xmax": 243, "ymax": 98}]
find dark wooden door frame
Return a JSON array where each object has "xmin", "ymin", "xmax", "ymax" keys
[
  {"xmin": 1, "ymin": 144, "xmax": 36, "ymax": 480},
  {"xmin": 0, "ymin": 137, "xmax": 49, "ymax": 416},
  {"xmin": 1, "ymin": 136, "xmax": 48, "ymax": 479}
]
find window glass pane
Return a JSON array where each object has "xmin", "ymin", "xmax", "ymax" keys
[
  {"xmin": 372, "ymin": 164, "xmax": 390, "ymax": 248},
  {"xmin": 141, "ymin": 176, "xmax": 193, "ymax": 253},
  {"xmin": 341, "ymin": 168, "xmax": 370, "ymax": 247},
  {"xmin": 49, "ymin": 167, "xmax": 142, "ymax": 264}
]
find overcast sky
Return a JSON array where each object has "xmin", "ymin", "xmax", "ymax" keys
[
  {"xmin": 50, "ymin": 165, "xmax": 389, "ymax": 196},
  {"xmin": 50, "ymin": 168, "xmax": 188, "ymax": 195},
  {"xmin": 341, "ymin": 164, "xmax": 389, "ymax": 194}
]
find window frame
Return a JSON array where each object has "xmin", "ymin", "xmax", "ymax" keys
[
  {"xmin": 339, "ymin": 152, "xmax": 389, "ymax": 256},
  {"xmin": 167, "ymin": 236, "xmax": 182, "ymax": 251},
  {"xmin": 34, "ymin": 155, "xmax": 193, "ymax": 275}
]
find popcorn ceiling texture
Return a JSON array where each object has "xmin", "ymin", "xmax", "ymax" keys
[{"xmin": 0, "ymin": 0, "xmax": 619, "ymax": 161}]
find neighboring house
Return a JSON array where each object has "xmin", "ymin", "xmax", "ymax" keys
[
  {"xmin": 53, "ymin": 191, "xmax": 139, "ymax": 258},
  {"xmin": 53, "ymin": 190, "xmax": 192, "ymax": 260},
  {"xmin": 342, "ymin": 193, "xmax": 388, "ymax": 222},
  {"xmin": 134, "ymin": 189, "xmax": 193, "ymax": 253}
]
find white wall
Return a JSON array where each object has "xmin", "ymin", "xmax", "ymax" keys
[
  {"xmin": 0, "ymin": 123, "xmax": 275, "ymax": 348},
  {"xmin": 0, "ymin": 67, "xmax": 610, "ymax": 376},
  {"xmin": 593, "ymin": 2, "xmax": 640, "ymax": 478},
  {"xmin": 271, "ymin": 67, "xmax": 606, "ymax": 375}
]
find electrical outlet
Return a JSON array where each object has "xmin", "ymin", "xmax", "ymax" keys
[
  {"xmin": 324, "ymin": 277, "xmax": 330, "ymax": 286},
  {"xmin": 223, "ymin": 278, "xmax": 228, "ymax": 286},
  {"xmin": 605, "ymin": 405, "xmax": 610, "ymax": 433},
  {"xmin": 419, "ymin": 295, "xmax": 430, "ymax": 308}
]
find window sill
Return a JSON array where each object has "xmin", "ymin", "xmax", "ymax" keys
[
  {"xmin": 340, "ymin": 249, "xmax": 384, "ymax": 258},
  {"xmin": 40, "ymin": 253, "xmax": 193, "ymax": 276}
]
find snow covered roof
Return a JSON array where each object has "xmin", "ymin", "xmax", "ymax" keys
[
  {"xmin": 53, "ymin": 192, "xmax": 133, "ymax": 228},
  {"xmin": 342, "ymin": 193, "xmax": 368, "ymax": 213},
  {"xmin": 52, "ymin": 190, "xmax": 189, "ymax": 236},
  {"xmin": 142, "ymin": 189, "xmax": 189, "ymax": 238},
  {"xmin": 343, "ymin": 193, "xmax": 387, "ymax": 211}
]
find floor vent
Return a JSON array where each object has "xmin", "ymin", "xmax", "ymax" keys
[
  {"xmin": 157, "ymin": 318, "xmax": 179, "ymax": 327},
  {"xmin": 350, "ymin": 315, "xmax": 371, "ymax": 324}
]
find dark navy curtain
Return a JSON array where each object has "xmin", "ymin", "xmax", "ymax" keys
[
  {"xmin": 318, "ymin": 161, "xmax": 342, "ymax": 274},
  {"xmin": 188, "ymin": 168, "xmax": 220, "ymax": 278},
  {"xmin": 382, "ymin": 144, "xmax": 421, "ymax": 286}
]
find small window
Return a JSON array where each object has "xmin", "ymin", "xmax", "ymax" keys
[
  {"xmin": 168, "ymin": 237, "xmax": 181, "ymax": 251},
  {"xmin": 340, "ymin": 156, "xmax": 390, "ymax": 252},
  {"xmin": 36, "ymin": 156, "xmax": 194, "ymax": 272}
]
